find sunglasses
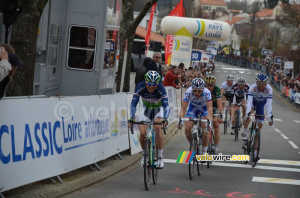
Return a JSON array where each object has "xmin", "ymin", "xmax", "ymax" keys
[
  {"xmin": 257, "ymin": 82, "xmax": 267, "ymax": 85},
  {"xmin": 146, "ymin": 82, "xmax": 157, "ymax": 86},
  {"xmin": 206, "ymin": 84, "xmax": 214, "ymax": 87},
  {"xmin": 193, "ymin": 89, "xmax": 203, "ymax": 93}
]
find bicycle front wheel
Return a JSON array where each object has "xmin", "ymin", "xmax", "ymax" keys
[
  {"xmin": 235, "ymin": 111, "xmax": 240, "ymax": 141},
  {"xmin": 152, "ymin": 147, "xmax": 158, "ymax": 185},
  {"xmin": 189, "ymin": 137, "xmax": 198, "ymax": 180},
  {"xmin": 251, "ymin": 131, "xmax": 260, "ymax": 167},
  {"xmin": 144, "ymin": 139, "xmax": 151, "ymax": 190}
]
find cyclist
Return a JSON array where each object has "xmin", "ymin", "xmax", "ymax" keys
[
  {"xmin": 178, "ymin": 78, "xmax": 213, "ymax": 155},
  {"xmin": 128, "ymin": 70, "xmax": 170, "ymax": 168},
  {"xmin": 243, "ymin": 74, "xmax": 273, "ymax": 159},
  {"xmin": 221, "ymin": 74, "xmax": 235, "ymax": 126},
  {"xmin": 230, "ymin": 77, "xmax": 250, "ymax": 135},
  {"xmin": 204, "ymin": 75, "xmax": 223, "ymax": 154}
]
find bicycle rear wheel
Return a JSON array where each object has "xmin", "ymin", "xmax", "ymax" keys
[
  {"xmin": 144, "ymin": 139, "xmax": 151, "ymax": 190},
  {"xmin": 189, "ymin": 136, "xmax": 198, "ymax": 180},
  {"xmin": 152, "ymin": 147, "xmax": 158, "ymax": 185},
  {"xmin": 224, "ymin": 109, "xmax": 228, "ymax": 134}
]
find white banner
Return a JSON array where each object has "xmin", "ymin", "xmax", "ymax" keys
[
  {"xmin": 0, "ymin": 94, "xmax": 129, "ymax": 192},
  {"xmin": 294, "ymin": 93, "xmax": 300, "ymax": 104},
  {"xmin": 284, "ymin": 61, "xmax": 293, "ymax": 69},
  {"xmin": 171, "ymin": 27, "xmax": 193, "ymax": 66}
]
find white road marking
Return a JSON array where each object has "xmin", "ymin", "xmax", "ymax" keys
[
  {"xmin": 259, "ymin": 159, "xmax": 300, "ymax": 166},
  {"xmin": 288, "ymin": 141, "xmax": 299, "ymax": 149},
  {"xmin": 221, "ymin": 68, "xmax": 250, "ymax": 71},
  {"xmin": 164, "ymin": 159, "xmax": 300, "ymax": 172},
  {"xmin": 252, "ymin": 177, "xmax": 300, "ymax": 185},
  {"xmin": 273, "ymin": 118, "xmax": 283, "ymax": 122},
  {"xmin": 246, "ymin": 72, "xmax": 253, "ymax": 74},
  {"xmin": 274, "ymin": 128, "xmax": 281, "ymax": 133},
  {"xmin": 293, "ymin": 120, "xmax": 300, "ymax": 124},
  {"xmin": 224, "ymin": 71, "xmax": 228, "ymax": 73},
  {"xmin": 280, "ymin": 134, "xmax": 289, "ymax": 139},
  {"xmin": 239, "ymin": 71, "xmax": 245, "ymax": 74}
]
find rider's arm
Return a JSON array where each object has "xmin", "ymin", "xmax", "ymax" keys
[
  {"xmin": 217, "ymin": 98, "xmax": 222, "ymax": 113},
  {"xmin": 265, "ymin": 86, "xmax": 273, "ymax": 117},
  {"xmin": 161, "ymin": 97, "xmax": 170, "ymax": 119},
  {"xmin": 130, "ymin": 94, "xmax": 140, "ymax": 118},
  {"xmin": 246, "ymin": 94, "xmax": 253, "ymax": 116}
]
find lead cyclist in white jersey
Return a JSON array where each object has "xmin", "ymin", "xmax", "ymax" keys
[{"xmin": 178, "ymin": 78, "xmax": 213, "ymax": 155}]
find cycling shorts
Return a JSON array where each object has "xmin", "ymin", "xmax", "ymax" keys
[
  {"xmin": 139, "ymin": 105, "xmax": 163, "ymax": 122},
  {"xmin": 185, "ymin": 103, "xmax": 208, "ymax": 119},
  {"xmin": 252, "ymin": 101, "xmax": 265, "ymax": 122}
]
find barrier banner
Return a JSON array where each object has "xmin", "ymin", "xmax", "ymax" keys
[
  {"xmin": 295, "ymin": 93, "xmax": 300, "ymax": 104},
  {"xmin": 285, "ymin": 87, "xmax": 289, "ymax": 97},
  {"xmin": 0, "ymin": 94, "xmax": 129, "ymax": 192}
]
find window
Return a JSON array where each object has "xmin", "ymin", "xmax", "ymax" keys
[
  {"xmin": 67, "ymin": 26, "xmax": 97, "ymax": 70},
  {"xmin": 203, "ymin": 6, "xmax": 211, "ymax": 11},
  {"xmin": 48, "ymin": 23, "xmax": 62, "ymax": 68}
]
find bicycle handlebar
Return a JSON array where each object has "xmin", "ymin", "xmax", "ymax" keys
[
  {"xmin": 129, "ymin": 121, "xmax": 166, "ymax": 135},
  {"xmin": 181, "ymin": 118, "xmax": 208, "ymax": 122}
]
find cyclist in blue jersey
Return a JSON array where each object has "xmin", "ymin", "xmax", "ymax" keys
[
  {"xmin": 178, "ymin": 78, "xmax": 213, "ymax": 155},
  {"xmin": 243, "ymin": 74, "xmax": 273, "ymax": 159},
  {"xmin": 128, "ymin": 70, "xmax": 170, "ymax": 168}
]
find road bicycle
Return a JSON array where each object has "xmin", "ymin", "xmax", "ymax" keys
[
  {"xmin": 180, "ymin": 117, "xmax": 208, "ymax": 180},
  {"xmin": 206, "ymin": 114, "xmax": 220, "ymax": 168},
  {"xmin": 130, "ymin": 121, "xmax": 166, "ymax": 190},
  {"xmin": 243, "ymin": 114, "xmax": 273, "ymax": 167},
  {"xmin": 233, "ymin": 103, "xmax": 243, "ymax": 141}
]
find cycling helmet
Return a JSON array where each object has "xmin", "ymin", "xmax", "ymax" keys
[
  {"xmin": 144, "ymin": 70, "xmax": 161, "ymax": 83},
  {"xmin": 192, "ymin": 78, "xmax": 205, "ymax": 89},
  {"xmin": 205, "ymin": 75, "xmax": 216, "ymax": 84},
  {"xmin": 227, "ymin": 74, "xmax": 234, "ymax": 80},
  {"xmin": 237, "ymin": 77, "xmax": 246, "ymax": 84},
  {"xmin": 256, "ymin": 73, "xmax": 268, "ymax": 82}
]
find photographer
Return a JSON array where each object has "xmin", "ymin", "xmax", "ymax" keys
[{"xmin": 0, "ymin": 47, "xmax": 12, "ymax": 82}]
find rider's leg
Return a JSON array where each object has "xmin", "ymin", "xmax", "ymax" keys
[
  {"xmin": 242, "ymin": 100, "xmax": 246, "ymax": 119},
  {"xmin": 185, "ymin": 120, "xmax": 194, "ymax": 143},
  {"xmin": 139, "ymin": 124, "xmax": 148, "ymax": 150},
  {"xmin": 153, "ymin": 117, "xmax": 163, "ymax": 150}
]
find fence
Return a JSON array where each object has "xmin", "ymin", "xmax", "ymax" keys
[{"xmin": 216, "ymin": 55, "xmax": 300, "ymax": 105}]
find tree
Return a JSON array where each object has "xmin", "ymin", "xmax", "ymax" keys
[
  {"xmin": 264, "ymin": 0, "xmax": 289, "ymax": 9},
  {"xmin": 249, "ymin": 1, "xmax": 263, "ymax": 56},
  {"xmin": 116, "ymin": 0, "xmax": 158, "ymax": 92},
  {"xmin": 6, "ymin": 0, "xmax": 48, "ymax": 96}
]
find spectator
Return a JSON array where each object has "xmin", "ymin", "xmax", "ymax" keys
[
  {"xmin": 0, "ymin": 47, "xmax": 11, "ymax": 82},
  {"xmin": 146, "ymin": 52, "xmax": 162, "ymax": 76},
  {"xmin": 135, "ymin": 57, "xmax": 152, "ymax": 85},
  {"xmin": 163, "ymin": 65, "xmax": 181, "ymax": 88},
  {"xmin": 161, "ymin": 64, "xmax": 167, "ymax": 82}
]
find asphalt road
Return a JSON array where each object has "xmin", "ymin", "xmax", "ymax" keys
[{"xmin": 63, "ymin": 61, "xmax": 300, "ymax": 198}]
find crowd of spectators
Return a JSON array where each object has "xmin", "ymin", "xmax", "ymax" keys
[{"xmin": 134, "ymin": 52, "xmax": 215, "ymax": 89}]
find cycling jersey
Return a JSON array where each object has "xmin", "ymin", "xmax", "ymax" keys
[
  {"xmin": 207, "ymin": 86, "xmax": 222, "ymax": 114},
  {"xmin": 231, "ymin": 83, "xmax": 250, "ymax": 104},
  {"xmin": 246, "ymin": 83, "xmax": 273, "ymax": 120},
  {"xmin": 221, "ymin": 81, "xmax": 235, "ymax": 99},
  {"xmin": 130, "ymin": 81, "xmax": 170, "ymax": 120},
  {"xmin": 183, "ymin": 87, "xmax": 212, "ymax": 118}
]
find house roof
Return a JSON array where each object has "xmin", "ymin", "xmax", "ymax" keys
[
  {"xmin": 229, "ymin": 9, "xmax": 242, "ymax": 13},
  {"xmin": 199, "ymin": 0, "xmax": 227, "ymax": 7},
  {"xmin": 225, "ymin": 17, "xmax": 246, "ymax": 25},
  {"xmin": 135, "ymin": 26, "xmax": 165, "ymax": 46},
  {"xmin": 249, "ymin": 9, "xmax": 273, "ymax": 17}
]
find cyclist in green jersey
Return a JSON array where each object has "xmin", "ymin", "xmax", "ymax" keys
[{"xmin": 204, "ymin": 75, "xmax": 223, "ymax": 154}]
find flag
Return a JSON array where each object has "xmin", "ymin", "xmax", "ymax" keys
[
  {"xmin": 165, "ymin": 0, "xmax": 185, "ymax": 65},
  {"xmin": 145, "ymin": 3, "xmax": 157, "ymax": 54}
]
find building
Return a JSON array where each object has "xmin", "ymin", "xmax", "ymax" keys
[{"xmin": 198, "ymin": 0, "xmax": 228, "ymax": 12}]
